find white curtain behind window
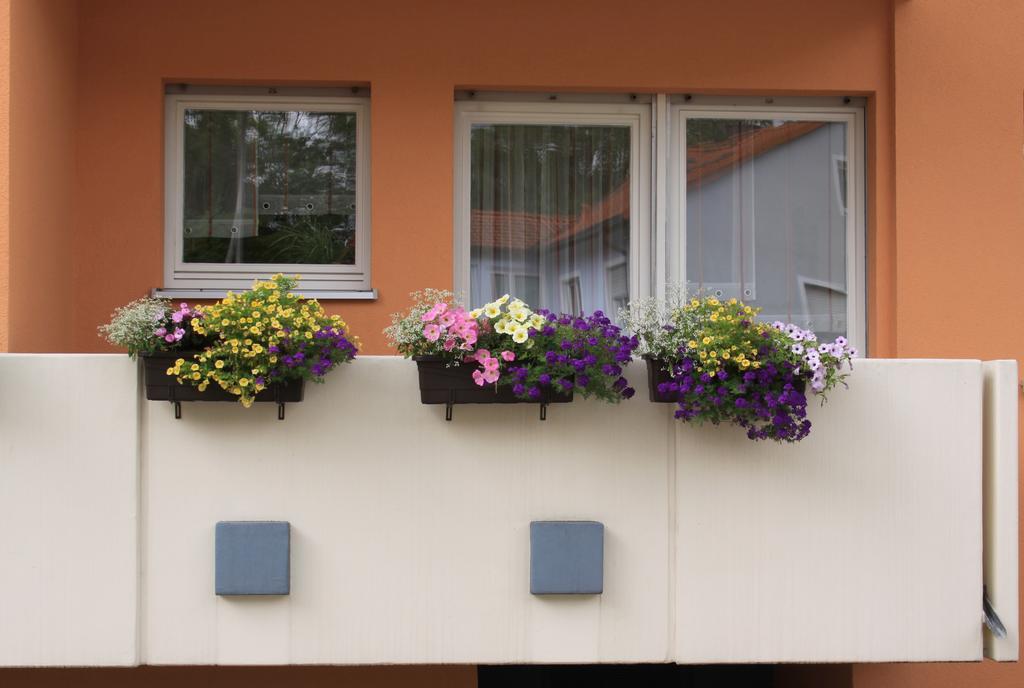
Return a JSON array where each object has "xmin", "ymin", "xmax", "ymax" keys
[{"xmin": 469, "ymin": 123, "xmax": 631, "ymax": 314}]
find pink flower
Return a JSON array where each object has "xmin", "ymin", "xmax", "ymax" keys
[
  {"xmin": 483, "ymin": 369, "xmax": 500, "ymax": 384},
  {"xmin": 154, "ymin": 327, "xmax": 167, "ymax": 337},
  {"xmin": 439, "ymin": 312, "xmax": 456, "ymax": 327},
  {"xmin": 173, "ymin": 328, "xmax": 185, "ymax": 340},
  {"xmin": 421, "ymin": 307, "xmax": 438, "ymax": 322},
  {"xmin": 500, "ymin": 350, "xmax": 515, "ymax": 362},
  {"xmin": 164, "ymin": 334, "xmax": 176, "ymax": 343},
  {"xmin": 483, "ymin": 357, "xmax": 500, "ymax": 372},
  {"xmin": 472, "ymin": 369, "xmax": 486, "ymax": 386},
  {"xmin": 171, "ymin": 311, "xmax": 184, "ymax": 323},
  {"xmin": 475, "ymin": 349, "xmax": 491, "ymax": 362},
  {"xmin": 442, "ymin": 337, "xmax": 456, "ymax": 351},
  {"xmin": 423, "ymin": 323, "xmax": 441, "ymax": 341}
]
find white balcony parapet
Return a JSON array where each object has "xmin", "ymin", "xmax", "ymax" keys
[{"xmin": 0, "ymin": 355, "xmax": 1016, "ymax": 666}]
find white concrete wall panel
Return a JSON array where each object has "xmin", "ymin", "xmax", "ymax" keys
[
  {"xmin": 0, "ymin": 355, "xmax": 1008, "ymax": 665},
  {"xmin": 142, "ymin": 357, "xmax": 672, "ymax": 665},
  {"xmin": 982, "ymin": 360, "xmax": 1019, "ymax": 661},
  {"xmin": 675, "ymin": 359, "xmax": 984, "ymax": 663},
  {"xmin": 0, "ymin": 355, "xmax": 139, "ymax": 666}
]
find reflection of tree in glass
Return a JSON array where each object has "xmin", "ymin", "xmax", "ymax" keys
[
  {"xmin": 469, "ymin": 125, "xmax": 631, "ymax": 215},
  {"xmin": 181, "ymin": 109, "xmax": 357, "ymax": 265},
  {"xmin": 685, "ymin": 119, "xmax": 775, "ymax": 146}
]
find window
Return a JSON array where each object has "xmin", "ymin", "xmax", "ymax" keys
[
  {"xmin": 454, "ymin": 98, "xmax": 651, "ymax": 316},
  {"xmin": 455, "ymin": 94, "xmax": 864, "ymax": 349},
  {"xmin": 672, "ymin": 102, "xmax": 864, "ymax": 345},
  {"xmin": 163, "ymin": 87, "xmax": 371, "ymax": 295}
]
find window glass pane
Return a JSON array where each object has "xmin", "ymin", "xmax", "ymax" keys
[
  {"xmin": 685, "ymin": 118, "xmax": 848, "ymax": 339},
  {"xmin": 182, "ymin": 109, "xmax": 357, "ymax": 265},
  {"xmin": 470, "ymin": 123, "xmax": 630, "ymax": 313}
]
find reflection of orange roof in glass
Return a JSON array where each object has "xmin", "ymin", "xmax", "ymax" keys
[
  {"xmin": 687, "ymin": 121, "xmax": 824, "ymax": 185},
  {"xmin": 471, "ymin": 181, "xmax": 629, "ymax": 249}
]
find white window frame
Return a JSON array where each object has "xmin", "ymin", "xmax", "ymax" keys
[
  {"xmin": 162, "ymin": 92, "xmax": 372, "ymax": 297},
  {"xmin": 453, "ymin": 100, "xmax": 653, "ymax": 308},
  {"xmin": 669, "ymin": 99, "xmax": 866, "ymax": 352}
]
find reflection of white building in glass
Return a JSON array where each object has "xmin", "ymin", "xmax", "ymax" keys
[
  {"xmin": 470, "ymin": 180, "xmax": 631, "ymax": 316},
  {"xmin": 685, "ymin": 121, "xmax": 849, "ymax": 339},
  {"xmin": 471, "ymin": 121, "xmax": 848, "ymax": 339}
]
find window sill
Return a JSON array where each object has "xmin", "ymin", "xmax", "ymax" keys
[{"xmin": 151, "ymin": 288, "xmax": 378, "ymax": 301}]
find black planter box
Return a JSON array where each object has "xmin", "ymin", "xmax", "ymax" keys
[
  {"xmin": 141, "ymin": 351, "xmax": 304, "ymax": 405},
  {"xmin": 644, "ymin": 357, "xmax": 679, "ymax": 403},
  {"xmin": 414, "ymin": 356, "xmax": 572, "ymax": 419}
]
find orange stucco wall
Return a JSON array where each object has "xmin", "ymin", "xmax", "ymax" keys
[
  {"xmin": 855, "ymin": 0, "xmax": 1024, "ymax": 685},
  {"xmin": 62, "ymin": 0, "xmax": 897, "ymax": 355},
  {"xmin": 4, "ymin": 0, "xmax": 76, "ymax": 351}
]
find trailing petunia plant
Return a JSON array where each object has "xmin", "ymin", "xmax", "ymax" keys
[
  {"xmin": 386, "ymin": 291, "xmax": 638, "ymax": 402},
  {"xmin": 622, "ymin": 295, "xmax": 856, "ymax": 442},
  {"xmin": 101, "ymin": 275, "xmax": 359, "ymax": 406}
]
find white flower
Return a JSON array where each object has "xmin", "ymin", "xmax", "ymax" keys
[
  {"xmin": 469, "ymin": 308, "xmax": 483, "ymax": 319},
  {"xmin": 834, "ymin": 336, "xmax": 848, "ymax": 347},
  {"xmin": 483, "ymin": 303, "xmax": 501, "ymax": 318},
  {"xmin": 791, "ymin": 343, "xmax": 804, "ymax": 355},
  {"xmin": 494, "ymin": 318, "xmax": 508, "ymax": 334},
  {"xmin": 773, "ymin": 321, "xmax": 786, "ymax": 331},
  {"xmin": 790, "ymin": 330, "xmax": 805, "ymax": 341},
  {"xmin": 512, "ymin": 327, "xmax": 529, "ymax": 344},
  {"xmin": 496, "ymin": 294, "xmax": 510, "ymax": 305},
  {"xmin": 804, "ymin": 332, "xmax": 818, "ymax": 342}
]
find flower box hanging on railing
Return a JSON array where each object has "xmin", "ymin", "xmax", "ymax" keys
[
  {"xmin": 622, "ymin": 294, "xmax": 856, "ymax": 442},
  {"xmin": 100, "ymin": 275, "xmax": 358, "ymax": 419},
  {"xmin": 386, "ymin": 289, "xmax": 637, "ymax": 421}
]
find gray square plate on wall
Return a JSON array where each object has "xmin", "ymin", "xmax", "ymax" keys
[
  {"xmin": 215, "ymin": 521, "xmax": 290, "ymax": 596},
  {"xmin": 530, "ymin": 521, "xmax": 604, "ymax": 595}
]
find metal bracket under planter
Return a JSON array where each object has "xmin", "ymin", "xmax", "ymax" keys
[
  {"xmin": 141, "ymin": 352, "xmax": 304, "ymax": 420},
  {"xmin": 414, "ymin": 357, "xmax": 572, "ymax": 421}
]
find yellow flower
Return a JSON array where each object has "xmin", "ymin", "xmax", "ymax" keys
[
  {"xmin": 688, "ymin": 340, "xmax": 698, "ymax": 348},
  {"xmin": 191, "ymin": 373, "xmax": 201, "ymax": 380},
  {"xmin": 722, "ymin": 352, "xmax": 730, "ymax": 359},
  {"xmin": 483, "ymin": 303, "xmax": 501, "ymax": 318},
  {"xmin": 165, "ymin": 367, "xmax": 175, "ymax": 375},
  {"xmin": 190, "ymin": 363, "xmax": 199, "ymax": 371},
  {"xmin": 239, "ymin": 378, "xmax": 249, "ymax": 387},
  {"xmin": 709, "ymin": 351, "xmax": 717, "ymax": 358},
  {"xmin": 214, "ymin": 360, "xmax": 224, "ymax": 369},
  {"xmin": 702, "ymin": 336, "xmax": 712, "ymax": 345},
  {"xmin": 741, "ymin": 360, "xmax": 751, "ymax": 368},
  {"xmin": 710, "ymin": 314, "xmax": 719, "ymax": 322}
]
